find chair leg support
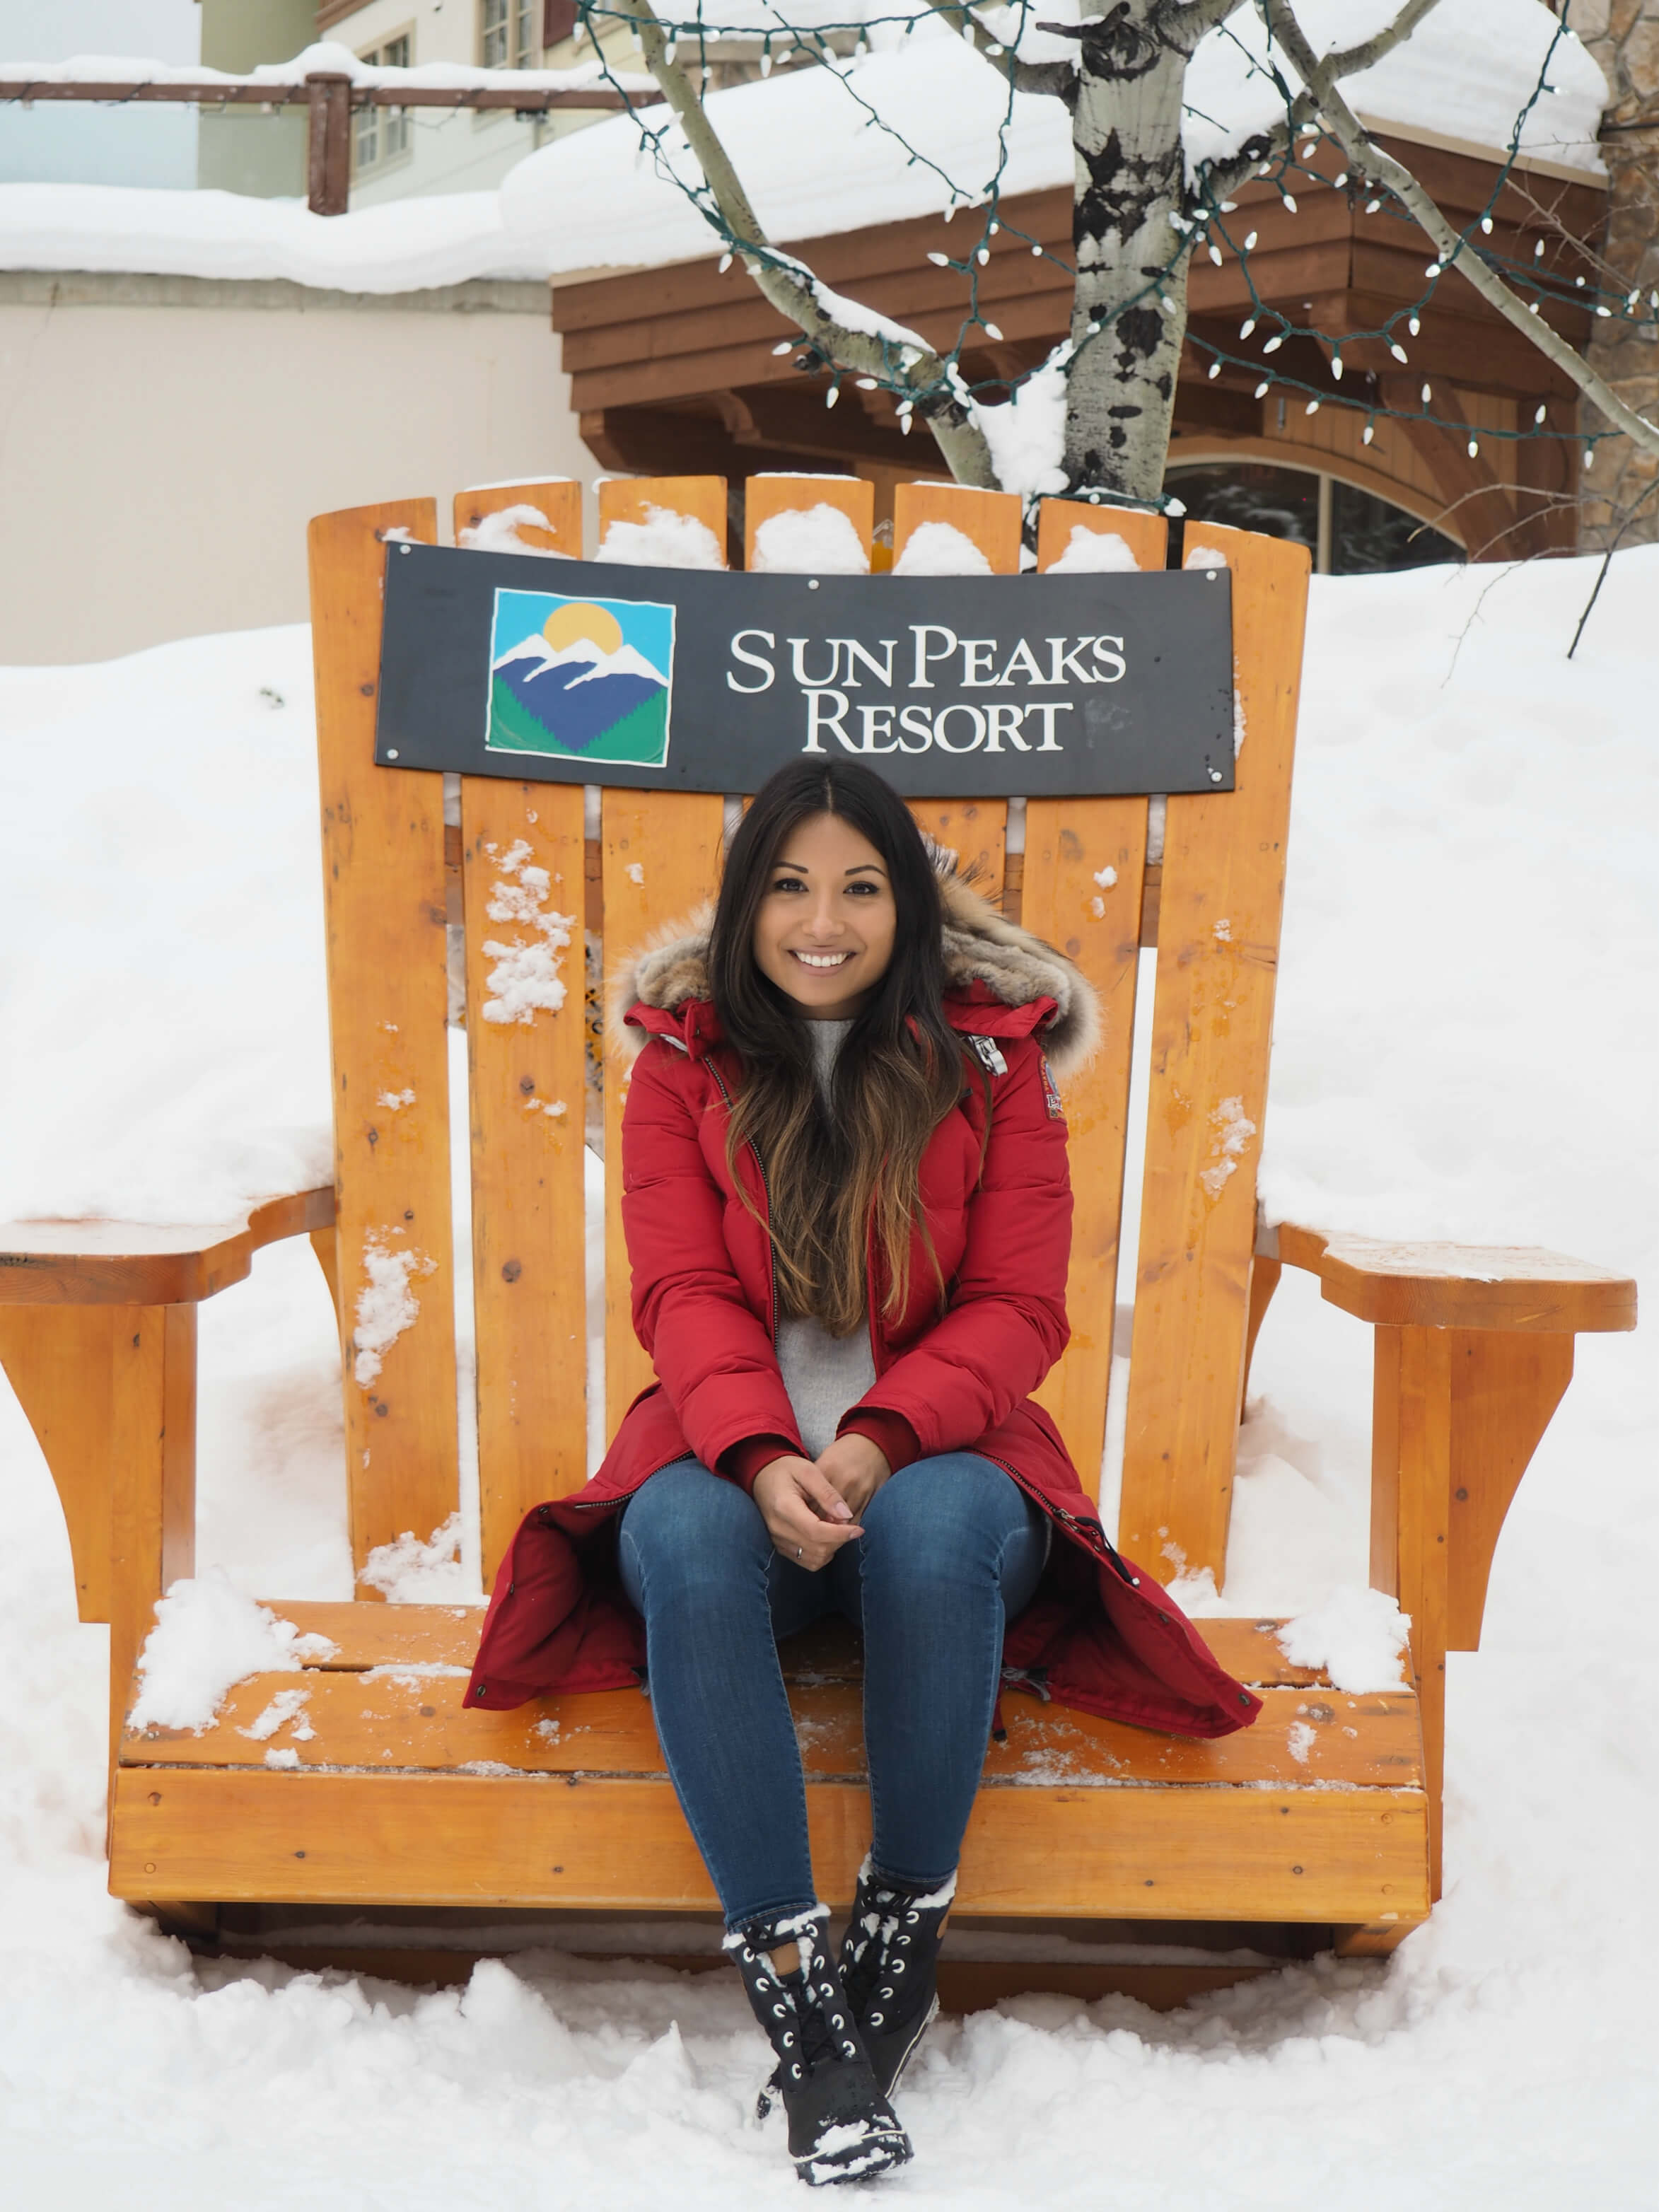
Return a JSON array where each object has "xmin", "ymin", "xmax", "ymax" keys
[
  {"xmin": 0, "ymin": 1305, "xmax": 124, "ymax": 1624},
  {"xmin": 1332, "ymin": 1921, "xmax": 1416, "ymax": 1959},
  {"xmin": 1370, "ymin": 1322, "xmax": 1577, "ymax": 1904},
  {"xmin": 1241, "ymin": 1255, "xmax": 1281, "ymax": 1416},
  {"xmin": 1444, "ymin": 1330, "xmax": 1572, "ymax": 1653},
  {"xmin": 107, "ymin": 1305, "xmax": 197, "ymax": 1786},
  {"xmin": 1370, "ymin": 1324, "xmax": 1451, "ymax": 1901}
]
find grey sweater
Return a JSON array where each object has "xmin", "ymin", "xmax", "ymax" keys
[{"xmin": 774, "ymin": 1020, "xmax": 878, "ymax": 1457}]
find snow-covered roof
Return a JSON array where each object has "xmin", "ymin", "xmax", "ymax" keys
[
  {"xmin": 503, "ymin": 0, "xmax": 1608, "ymax": 277},
  {"xmin": 0, "ymin": 39, "xmax": 654, "ymax": 95},
  {"xmin": 0, "ymin": 2, "xmax": 1605, "ymax": 293},
  {"xmin": 0, "ymin": 181, "xmax": 552, "ymax": 291}
]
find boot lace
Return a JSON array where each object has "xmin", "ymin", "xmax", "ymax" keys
[{"xmin": 843, "ymin": 1887, "xmax": 919, "ymax": 2032}]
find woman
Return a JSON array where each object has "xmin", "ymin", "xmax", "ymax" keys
[{"xmin": 467, "ymin": 759, "xmax": 1259, "ymax": 2187}]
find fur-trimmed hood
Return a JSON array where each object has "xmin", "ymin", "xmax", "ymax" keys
[{"xmin": 613, "ymin": 865, "xmax": 1101, "ymax": 1080}]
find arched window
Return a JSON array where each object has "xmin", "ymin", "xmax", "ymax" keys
[{"xmin": 1164, "ymin": 462, "xmax": 1463, "ymax": 575}]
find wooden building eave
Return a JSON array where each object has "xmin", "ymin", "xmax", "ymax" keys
[{"xmin": 551, "ymin": 132, "xmax": 1605, "ymax": 557}]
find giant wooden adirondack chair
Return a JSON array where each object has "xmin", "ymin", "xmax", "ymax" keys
[{"xmin": 0, "ymin": 472, "xmax": 1636, "ymax": 2001}]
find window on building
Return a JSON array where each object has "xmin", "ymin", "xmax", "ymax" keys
[
  {"xmin": 355, "ymin": 33, "xmax": 412, "ymax": 172},
  {"xmin": 1164, "ymin": 461, "xmax": 1463, "ymax": 575},
  {"xmin": 482, "ymin": 0, "xmax": 540, "ymax": 69}
]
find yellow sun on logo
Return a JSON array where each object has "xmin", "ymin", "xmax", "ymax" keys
[{"xmin": 543, "ymin": 600, "xmax": 624, "ymax": 656}]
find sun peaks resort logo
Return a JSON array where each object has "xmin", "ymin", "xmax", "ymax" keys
[{"xmin": 487, "ymin": 588, "xmax": 674, "ymax": 766}]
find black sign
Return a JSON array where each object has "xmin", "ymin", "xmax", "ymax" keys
[{"xmin": 375, "ymin": 542, "xmax": 1235, "ymax": 798}]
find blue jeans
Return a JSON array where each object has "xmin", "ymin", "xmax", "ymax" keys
[{"xmin": 617, "ymin": 1453, "xmax": 1049, "ymax": 1930}]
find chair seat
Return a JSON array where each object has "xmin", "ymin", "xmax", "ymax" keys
[{"xmin": 112, "ymin": 1604, "xmax": 1430, "ymax": 1932}]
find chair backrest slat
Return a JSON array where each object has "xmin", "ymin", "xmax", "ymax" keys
[
  {"xmin": 600, "ymin": 786, "xmax": 728, "ymax": 1438},
  {"xmin": 308, "ymin": 499, "xmax": 461, "ymax": 1591},
  {"xmin": 595, "ymin": 475, "xmax": 730, "ymax": 1441},
  {"xmin": 887, "ymin": 483, "xmax": 1018, "ymax": 914},
  {"xmin": 1117, "ymin": 521, "xmax": 1309, "ymax": 1583},
  {"xmin": 1024, "ymin": 499, "xmax": 1166, "ymax": 1498},
  {"xmin": 453, "ymin": 479, "xmax": 593, "ymax": 1581},
  {"xmin": 913, "ymin": 800, "xmax": 1007, "ymax": 900},
  {"xmin": 598, "ymin": 475, "xmax": 728, "ymax": 566},
  {"xmin": 462, "ymin": 776, "xmax": 589, "ymax": 1576},
  {"xmin": 892, "ymin": 481, "xmax": 1023, "ymax": 574},
  {"xmin": 456, "ymin": 478, "xmax": 583, "ymax": 555},
  {"xmin": 744, "ymin": 475, "xmax": 873, "ymax": 570}
]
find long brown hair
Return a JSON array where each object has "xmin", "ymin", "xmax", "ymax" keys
[{"xmin": 708, "ymin": 761, "xmax": 966, "ymax": 1337}]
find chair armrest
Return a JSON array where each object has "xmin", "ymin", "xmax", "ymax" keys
[
  {"xmin": 1259, "ymin": 1220, "xmax": 1636, "ymax": 1335},
  {"xmin": 0, "ymin": 1186, "xmax": 336, "ymax": 1307}
]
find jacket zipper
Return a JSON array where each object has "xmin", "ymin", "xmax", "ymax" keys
[{"xmin": 980, "ymin": 1450, "xmax": 1141, "ymax": 1589}]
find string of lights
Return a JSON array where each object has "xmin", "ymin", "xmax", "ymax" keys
[{"xmin": 570, "ymin": 0, "xmax": 1655, "ymax": 504}]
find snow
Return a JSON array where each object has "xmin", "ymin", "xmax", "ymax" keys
[
  {"xmin": 1276, "ymin": 1585, "xmax": 1412, "ymax": 1694},
  {"xmin": 1048, "ymin": 525, "xmax": 1141, "ymax": 576},
  {"xmin": 494, "ymin": 1, "xmax": 1605, "ymax": 279},
  {"xmin": 804, "ymin": 271, "xmax": 931, "ymax": 356},
  {"xmin": 0, "ymin": 41, "xmax": 652, "ymax": 97},
  {"xmin": 596, "ymin": 506, "xmax": 726, "ymax": 570},
  {"xmin": 127, "ymin": 1571, "xmax": 334, "ymax": 1735},
  {"xmin": 892, "ymin": 519, "xmax": 994, "ymax": 576},
  {"xmin": 351, "ymin": 1236, "xmax": 436, "ymax": 1389},
  {"xmin": 1198, "ymin": 1093, "xmax": 1257, "ymax": 1201},
  {"xmin": 360, "ymin": 1512, "xmax": 479, "ymax": 1607},
  {"xmin": 751, "ymin": 502, "xmax": 870, "ymax": 575},
  {"xmin": 238, "ymin": 1687, "xmax": 315, "ymax": 1745},
  {"xmin": 1182, "ymin": 0, "xmax": 1607, "ymax": 175},
  {"xmin": 0, "ymin": 624, "xmax": 331, "ymax": 1227},
  {"xmin": 479, "ymin": 839, "xmax": 576, "ymax": 1027},
  {"xmin": 0, "ymin": 179, "xmax": 559, "ymax": 291},
  {"xmin": 458, "ymin": 506, "xmax": 573, "ymax": 559},
  {"xmin": 970, "ymin": 352, "xmax": 1071, "ymax": 503},
  {"xmin": 0, "ymin": 548, "xmax": 1655, "ymax": 2204},
  {"xmin": 0, "ymin": 4, "xmax": 1603, "ymax": 294}
]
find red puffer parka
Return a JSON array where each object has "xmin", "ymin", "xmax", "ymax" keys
[{"xmin": 465, "ymin": 873, "xmax": 1260, "ymax": 1740}]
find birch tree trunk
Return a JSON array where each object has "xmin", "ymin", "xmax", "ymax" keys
[{"xmin": 1064, "ymin": 4, "xmax": 1202, "ymax": 504}]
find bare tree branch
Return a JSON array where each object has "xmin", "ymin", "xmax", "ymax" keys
[
  {"xmin": 1265, "ymin": 0, "xmax": 1659, "ymax": 460},
  {"xmin": 916, "ymin": 0, "xmax": 1075, "ymax": 99},
  {"xmin": 1197, "ymin": 0, "xmax": 1444, "ymax": 202},
  {"xmin": 1322, "ymin": 0, "xmax": 1445, "ymax": 80},
  {"xmin": 1568, "ymin": 476, "xmax": 1659, "ymax": 658},
  {"xmin": 611, "ymin": 0, "xmax": 998, "ymax": 486},
  {"xmin": 1169, "ymin": 0, "xmax": 1251, "ymax": 36}
]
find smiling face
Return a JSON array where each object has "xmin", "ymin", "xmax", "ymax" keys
[{"xmin": 751, "ymin": 810, "xmax": 897, "ymax": 1020}]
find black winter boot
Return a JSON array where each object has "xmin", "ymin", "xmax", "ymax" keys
[
  {"xmin": 839, "ymin": 1859, "xmax": 956, "ymax": 2098},
  {"xmin": 727, "ymin": 1905, "xmax": 912, "ymax": 2186}
]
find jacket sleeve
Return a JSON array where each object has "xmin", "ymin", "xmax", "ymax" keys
[
  {"xmin": 621, "ymin": 1041, "xmax": 805, "ymax": 1475},
  {"xmin": 844, "ymin": 1038, "xmax": 1071, "ymax": 1459}
]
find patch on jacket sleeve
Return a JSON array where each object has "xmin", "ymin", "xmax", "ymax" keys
[{"xmin": 1040, "ymin": 1056, "xmax": 1066, "ymax": 1122}]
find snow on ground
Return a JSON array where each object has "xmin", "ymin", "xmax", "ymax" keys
[
  {"xmin": 0, "ymin": 549, "xmax": 1653, "ymax": 2206},
  {"xmin": 0, "ymin": 1, "xmax": 1605, "ymax": 290}
]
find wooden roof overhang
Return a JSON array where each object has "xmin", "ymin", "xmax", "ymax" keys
[{"xmin": 553, "ymin": 132, "xmax": 1605, "ymax": 554}]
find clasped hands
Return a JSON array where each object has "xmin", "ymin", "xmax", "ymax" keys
[{"xmin": 752, "ymin": 1433, "xmax": 890, "ymax": 1572}]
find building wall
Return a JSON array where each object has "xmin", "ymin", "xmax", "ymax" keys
[
  {"xmin": 315, "ymin": 0, "xmax": 636, "ymax": 207},
  {"xmin": 0, "ymin": 272, "xmax": 595, "ymax": 663},
  {"xmin": 197, "ymin": 0, "xmax": 315, "ymax": 198}
]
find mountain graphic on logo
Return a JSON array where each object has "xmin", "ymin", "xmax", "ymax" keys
[{"xmin": 486, "ymin": 591, "xmax": 675, "ymax": 767}]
